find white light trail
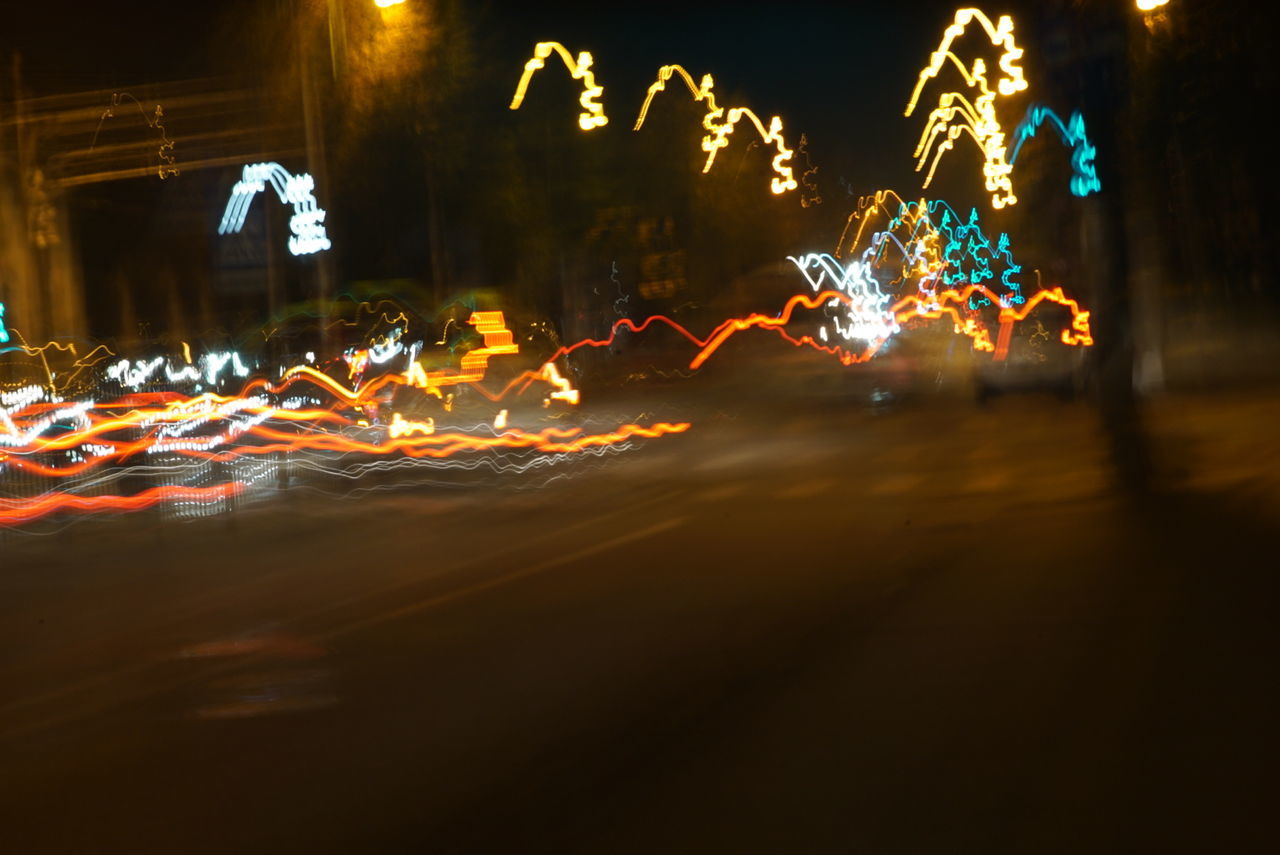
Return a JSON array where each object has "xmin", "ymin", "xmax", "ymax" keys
[{"xmin": 219, "ymin": 162, "xmax": 332, "ymax": 256}]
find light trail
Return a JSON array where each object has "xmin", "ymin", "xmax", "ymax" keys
[
  {"xmin": 218, "ymin": 162, "xmax": 331, "ymax": 256},
  {"xmin": 89, "ymin": 92, "xmax": 179, "ymax": 179},
  {"xmin": 509, "ymin": 41, "xmax": 608, "ymax": 130},
  {"xmin": 0, "ymin": 482, "xmax": 243, "ymax": 526},
  {"xmin": 1008, "ymin": 104, "xmax": 1101, "ymax": 198},
  {"xmin": 634, "ymin": 63, "xmax": 797, "ymax": 195},
  {"xmin": 905, "ymin": 8, "xmax": 1027, "ymax": 208},
  {"xmin": 838, "ymin": 190, "xmax": 1026, "ymax": 311}
]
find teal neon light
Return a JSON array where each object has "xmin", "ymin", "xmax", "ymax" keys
[
  {"xmin": 0, "ymin": 302, "xmax": 9, "ymax": 344},
  {"xmin": 1009, "ymin": 105, "xmax": 1101, "ymax": 198}
]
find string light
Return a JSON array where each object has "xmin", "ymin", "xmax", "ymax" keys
[{"xmin": 509, "ymin": 42, "xmax": 608, "ymax": 131}]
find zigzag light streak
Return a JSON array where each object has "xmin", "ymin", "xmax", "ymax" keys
[
  {"xmin": 5, "ymin": 214, "xmax": 1094, "ymax": 530},
  {"xmin": 2, "ymin": 264, "xmax": 1092, "ymax": 525},
  {"xmin": 688, "ymin": 281, "xmax": 1092, "ymax": 368},
  {"xmin": 786, "ymin": 254, "xmax": 900, "ymax": 345},
  {"xmin": 838, "ymin": 190, "xmax": 1026, "ymax": 311},
  {"xmin": 509, "ymin": 41, "xmax": 608, "ymax": 130},
  {"xmin": 1008, "ymin": 104, "xmax": 1101, "ymax": 198},
  {"xmin": 905, "ymin": 8, "xmax": 1028, "ymax": 208},
  {"xmin": 218, "ymin": 162, "xmax": 331, "ymax": 256},
  {"xmin": 890, "ymin": 198, "xmax": 1025, "ymax": 309},
  {"xmin": 1, "ymin": 384, "xmax": 691, "ymax": 523},
  {"xmin": 634, "ymin": 64, "xmax": 797, "ymax": 195}
]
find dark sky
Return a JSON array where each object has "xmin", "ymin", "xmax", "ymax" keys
[{"xmin": 3, "ymin": 0, "xmax": 1013, "ymax": 202}]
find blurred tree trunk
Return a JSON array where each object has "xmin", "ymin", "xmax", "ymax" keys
[
  {"xmin": 424, "ymin": 155, "xmax": 447, "ymax": 304},
  {"xmin": 1061, "ymin": 0, "xmax": 1152, "ymax": 492}
]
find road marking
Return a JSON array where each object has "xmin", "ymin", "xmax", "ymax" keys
[{"xmin": 325, "ymin": 516, "xmax": 687, "ymax": 640}]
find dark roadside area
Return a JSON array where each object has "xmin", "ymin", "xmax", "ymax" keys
[{"xmin": 2, "ymin": 357, "xmax": 1278, "ymax": 853}]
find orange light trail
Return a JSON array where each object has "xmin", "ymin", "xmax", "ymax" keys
[
  {"xmin": 163, "ymin": 422, "xmax": 690, "ymax": 463},
  {"xmin": 0, "ymin": 482, "xmax": 243, "ymax": 526}
]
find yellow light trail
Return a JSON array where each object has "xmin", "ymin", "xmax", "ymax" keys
[
  {"xmin": 904, "ymin": 8, "xmax": 1027, "ymax": 209},
  {"xmin": 634, "ymin": 64, "xmax": 797, "ymax": 195},
  {"xmin": 389, "ymin": 412, "xmax": 434, "ymax": 438},
  {"xmin": 509, "ymin": 41, "xmax": 608, "ymax": 131}
]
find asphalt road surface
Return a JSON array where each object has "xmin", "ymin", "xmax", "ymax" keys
[{"xmin": 3, "ymin": 384, "xmax": 1277, "ymax": 853}]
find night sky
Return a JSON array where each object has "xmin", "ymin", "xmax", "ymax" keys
[{"xmin": 5, "ymin": 0, "xmax": 1005, "ymax": 205}]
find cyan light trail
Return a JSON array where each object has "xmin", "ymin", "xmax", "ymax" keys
[
  {"xmin": 1008, "ymin": 105, "xmax": 1101, "ymax": 198},
  {"xmin": 839, "ymin": 191, "xmax": 1026, "ymax": 312},
  {"xmin": 890, "ymin": 199, "xmax": 1025, "ymax": 309}
]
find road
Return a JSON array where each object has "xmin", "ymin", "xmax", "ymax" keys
[{"xmin": 2, "ymin": 381, "xmax": 1277, "ymax": 853}]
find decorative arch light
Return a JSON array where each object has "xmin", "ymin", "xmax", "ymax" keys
[
  {"xmin": 509, "ymin": 41, "xmax": 608, "ymax": 131},
  {"xmin": 904, "ymin": 8, "xmax": 1028, "ymax": 209},
  {"xmin": 218, "ymin": 162, "xmax": 332, "ymax": 256},
  {"xmin": 1008, "ymin": 104, "xmax": 1101, "ymax": 198}
]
